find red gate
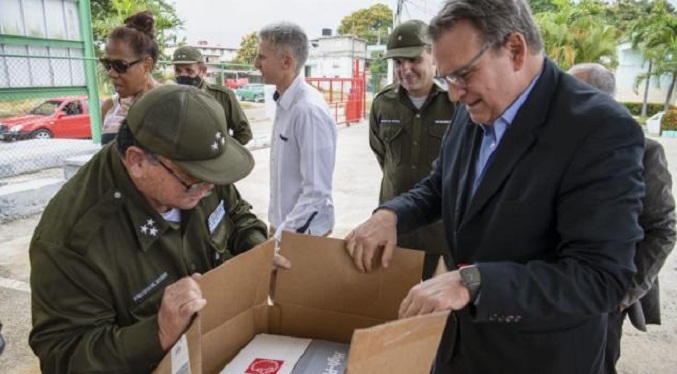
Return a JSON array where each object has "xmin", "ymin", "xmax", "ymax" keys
[{"xmin": 305, "ymin": 60, "xmax": 366, "ymax": 125}]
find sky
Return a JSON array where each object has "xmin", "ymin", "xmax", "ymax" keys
[{"xmin": 171, "ymin": 0, "xmax": 446, "ymax": 48}]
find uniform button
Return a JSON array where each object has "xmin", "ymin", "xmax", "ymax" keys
[
  {"xmin": 413, "ymin": 141, "xmax": 419, "ymax": 146},
  {"xmin": 114, "ymin": 191, "xmax": 122, "ymax": 199},
  {"xmin": 416, "ymin": 114, "xmax": 421, "ymax": 118},
  {"xmin": 411, "ymin": 165, "xmax": 417, "ymax": 169},
  {"xmin": 191, "ymin": 263, "xmax": 197, "ymax": 271}
]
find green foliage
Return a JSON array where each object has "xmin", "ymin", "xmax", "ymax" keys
[
  {"xmin": 661, "ymin": 109, "xmax": 677, "ymax": 131},
  {"xmin": 535, "ymin": 0, "xmax": 620, "ymax": 70},
  {"xmin": 626, "ymin": 0, "xmax": 677, "ymax": 110},
  {"xmin": 234, "ymin": 31, "xmax": 259, "ymax": 65},
  {"xmin": 528, "ymin": 0, "xmax": 558, "ymax": 14},
  {"xmin": 90, "ymin": 0, "xmax": 184, "ymax": 59},
  {"xmin": 605, "ymin": 0, "xmax": 655, "ymax": 33},
  {"xmin": 368, "ymin": 50, "xmax": 387, "ymax": 92},
  {"xmin": 337, "ymin": 4, "xmax": 393, "ymax": 45},
  {"xmin": 620, "ymin": 102, "xmax": 666, "ymax": 117}
]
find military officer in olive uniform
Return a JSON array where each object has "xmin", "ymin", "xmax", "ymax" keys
[
  {"xmin": 29, "ymin": 85, "xmax": 280, "ymax": 373},
  {"xmin": 172, "ymin": 45, "xmax": 253, "ymax": 145},
  {"xmin": 370, "ymin": 20, "xmax": 456, "ymax": 279}
]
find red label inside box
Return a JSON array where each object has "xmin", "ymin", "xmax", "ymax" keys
[{"xmin": 245, "ymin": 358, "xmax": 284, "ymax": 374}]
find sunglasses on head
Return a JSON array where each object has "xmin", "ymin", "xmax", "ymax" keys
[{"xmin": 99, "ymin": 57, "xmax": 144, "ymax": 74}]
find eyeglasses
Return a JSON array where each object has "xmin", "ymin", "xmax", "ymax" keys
[
  {"xmin": 434, "ymin": 44, "xmax": 490, "ymax": 89},
  {"xmin": 156, "ymin": 159, "xmax": 207, "ymax": 193},
  {"xmin": 99, "ymin": 57, "xmax": 144, "ymax": 74}
]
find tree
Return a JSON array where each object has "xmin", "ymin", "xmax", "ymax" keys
[
  {"xmin": 337, "ymin": 4, "xmax": 393, "ymax": 45},
  {"xmin": 528, "ymin": 0, "xmax": 558, "ymax": 14},
  {"xmin": 91, "ymin": 0, "xmax": 183, "ymax": 56},
  {"xmin": 368, "ymin": 51, "xmax": 387, "ymax": 92},
  {"xmin": 535, "ymin": 0, "xmax": 620, "ymax": 71},
  {"xmin": 234, "ymin": 31, "xmax": 259, "ymax": 66},
  {"xmin": 605, "ymin": 0, "xmax": 654, "ymax": 34},
  {"xmin": 627, "ymin": 0, "xmax": 677, "ymax": 112}
]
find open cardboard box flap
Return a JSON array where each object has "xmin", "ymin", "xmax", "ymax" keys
[
  {"xmin": 154, "ymin": 232, "xmax": 449, "ymax": 374},
  {"xmin": 198, "ymin": 240, "xmax": 275, "ymax": 334},
  {"xmin": 275, "ymin": 232, "xmax": 425, "ymax": 321}
]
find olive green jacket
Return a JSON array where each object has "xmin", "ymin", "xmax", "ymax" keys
[
  {"xmin": 29, "ymin": 144, "xmax": 267, "ymax": 373},
  {"xmin": 199, "ymin": 80, "xmax": 253, "ymax": 145},
  {"xmin": 369, "ymin": 83, "xmax": 455, "ymax": 256}
]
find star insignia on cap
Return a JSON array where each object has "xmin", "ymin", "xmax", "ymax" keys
[
  {"xmin": 139, "ymin": 218, "xmax": 158, "ymax": 237},
  {"xmin": 212, "ymin": 132, "xmax": 225, "ymax": 152},
  {"xmin": 397, "ymin": 35, "xmax": 402, "ymax": 41}
]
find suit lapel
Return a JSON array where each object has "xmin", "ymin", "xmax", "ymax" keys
[
  {"xmin": 461, "ymin": 58, "xmax": 559, "ymax": 226},
  {"xmin": 456, "ymin": 119, "xmax": 482, "ymax": 228}
]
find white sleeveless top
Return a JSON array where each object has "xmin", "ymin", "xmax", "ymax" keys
[{"xmin": 102, "ymin": 93, "xmax": 137, "ymax": 135}]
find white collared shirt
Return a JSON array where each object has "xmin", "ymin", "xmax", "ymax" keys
[{"xmin": 269, "ymin": 74, "xmax": 337, "ymax": 241}]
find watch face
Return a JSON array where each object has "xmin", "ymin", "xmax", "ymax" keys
[{"xmin": 461, "ymin": 266, "xmax": 480, "ymax": 285}]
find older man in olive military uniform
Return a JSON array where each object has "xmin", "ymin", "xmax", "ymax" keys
[
  {"xmin": 370, "ymin": 20, "xmax": 456, "ymax": 279},
  {"xmin": 29, "ymin": 85, "xmax": 270, "ymax": 373},
  {"xmin": 173, "ymin": 45, "xmax": 253, "ymax": 145}
]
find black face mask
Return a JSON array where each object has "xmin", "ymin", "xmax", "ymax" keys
[{"xmin": 176, "ymin": 75, "xmax": 202, "ymax": 87}]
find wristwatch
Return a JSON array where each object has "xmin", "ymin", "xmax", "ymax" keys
[{"xmin": 459, "ymin": 265, "xmax": 482, "ymax": 303}]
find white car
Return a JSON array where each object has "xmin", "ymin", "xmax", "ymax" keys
[{"xmin": 646, "ymin": 111, "xmax": 664, "ymax": 135}]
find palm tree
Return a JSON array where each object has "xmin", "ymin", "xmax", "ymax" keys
[
  {"xmin": 536, "ymin": 0, "xmax": 620, "ymax": 71},
  {"xmin": 627, "ymin": 0, "xmax": 677, "ymax": 112}
]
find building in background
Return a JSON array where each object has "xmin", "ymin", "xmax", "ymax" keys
[
  {"xmin": 615, "ymin": 41, "xmax": 674, "ymax": 106},
  {"xmin": 164, "ymin": 41, "xmax": 239, "ymax": 84},
  {"xmin": 307, "ymin": 31, "xmax": 367, "ymax": 80}
]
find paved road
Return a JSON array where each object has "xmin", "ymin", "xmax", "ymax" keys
[{"xmin": 1, "ymin": 121, "xmax": 677, "ymax": 373}]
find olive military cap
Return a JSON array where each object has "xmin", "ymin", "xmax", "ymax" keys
[
  {"xmin": 172, "ymin": 45, "xmax": 205, "ymax": 64},
  {"xmin": 384, "ymin": 20, "xmax": 430, "ymax": 59},
  {"xmin": 126, "ymin": 85, "xmax": 254, "ymax": 185}
]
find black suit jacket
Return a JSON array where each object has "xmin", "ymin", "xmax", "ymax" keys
[{"xmin": 383, "ymin": 59, "xmax": 645, "ymax": 373}]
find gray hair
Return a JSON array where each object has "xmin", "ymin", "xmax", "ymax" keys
[
  {"xmin": 258, "ymin": 22, "xmax": 309, "ymax": 73},
  {"xmin": 429, "ymin": 0, "xmax": 543, "ymax": 54},
  {"xmin": 568, "ymin": 63, "xmax": 616, "ymax": 96}
]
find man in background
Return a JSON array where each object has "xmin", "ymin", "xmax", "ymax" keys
[
  {"xmin": 370, "ymin": 20, "xmax": 456, "ymax": 279},
  {"xmin": 569, "ymin": 62, "xmax": 677, "ymax": 374},
  {"xmin": 173, "ymin": 46, "xmax": 253, "ymax": 145},
  {"xmin": 254, "ymin": 22, "xmax": 337, "ymax": 241}
]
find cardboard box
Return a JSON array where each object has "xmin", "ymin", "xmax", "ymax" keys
[{"xmin": 154, "ymin": 232, "xmax": 448, "ymax": 374}]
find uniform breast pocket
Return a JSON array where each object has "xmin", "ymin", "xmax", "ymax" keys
[
  {"xmin": 427, "ymin": 124, "xmax": 448, "ymax": 164},
  {"xmin": 381, "ymin": 125, "xmax": 404, "ymax": 166},
  {"xmin": 208, "ymin": 214, "xmax": 236, "ymax": 263}
]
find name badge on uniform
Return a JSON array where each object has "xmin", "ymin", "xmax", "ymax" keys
[{"xmin": 208, "ymin": 200, "xmax": 226, "ymax": 234}]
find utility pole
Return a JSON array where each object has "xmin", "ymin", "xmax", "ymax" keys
[
  {"xmin": 388, "ymin": 0, "xmax": 406, "ymax": 85},
  {"xmin": 394, "ymin": 0, "xmax": 405, "ymax": 26}
]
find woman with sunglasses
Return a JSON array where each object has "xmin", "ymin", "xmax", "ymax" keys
[{"xmin": 100, "ymin": 11, "xmax": 160, "ymax": 145}]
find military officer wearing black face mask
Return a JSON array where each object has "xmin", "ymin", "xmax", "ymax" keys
[{"xmin": 172, "ymin": 46, "xmax": 253, "ymax": 145}]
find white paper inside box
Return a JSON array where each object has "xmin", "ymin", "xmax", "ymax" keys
[{"xmin": 154, "ymin": 232, "xmax": 448, "ymax": 374}]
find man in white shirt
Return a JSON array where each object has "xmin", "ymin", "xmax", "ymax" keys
[{"xmin": 254, "ymin": 22, "xmax": 338, "ymax": 241}]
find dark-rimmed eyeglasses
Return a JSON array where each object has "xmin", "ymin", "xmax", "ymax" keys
[
  {"xmin": 99, "ymin": 57, "xmax": 143, "ymax": 74},
  {"xmin": 434, "ymin": 44, "xmax": 490, "ymax": 89},
  {"xmin": 156, "ymin": 159, "xmax": 207, "ymax": 193}
]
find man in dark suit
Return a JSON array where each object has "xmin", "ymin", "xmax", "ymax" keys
[
  {"xmin": 569, "ymin": 62, "xmax": 677, "ymax": 374},
  {"xmin": 344, "ymin": 0, "xmax": 645, "ymax": 373}
]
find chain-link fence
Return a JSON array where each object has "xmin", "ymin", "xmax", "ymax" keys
[
  {"xmin": 0, "ymin": 52, "xmax": 102, "ymax": 186},
  {"xmin": 0, "ymin": 51, "xmax": 261, "ymax": 180}
]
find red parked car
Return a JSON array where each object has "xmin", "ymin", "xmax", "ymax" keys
[{"xmin": 0, "ymin": 97, "xmax": 92, "ymax": 141}]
